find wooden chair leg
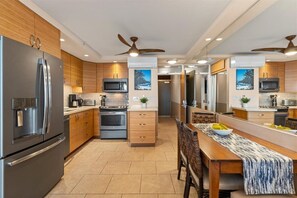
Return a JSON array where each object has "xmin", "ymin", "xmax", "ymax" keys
[
  {"xmin": 198, "ymin": 178, "xmax": 203, "ymax": 198},
  {"xmin": 184, "ymin": 170, "xmax": 191, "ymax": 198},
  {"xmin": 177, "ymin": 159, "xmax": 182, "ymax": 180}
]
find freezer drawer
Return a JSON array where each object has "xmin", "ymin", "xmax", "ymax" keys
[{"xmin": 0, "ymin": 136, "xmax": 65, "ymax": 198}]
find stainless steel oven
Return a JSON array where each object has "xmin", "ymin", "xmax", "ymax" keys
[{"xmin": 100, "ymin": 106, "xmax": 127, "ymax": 139}]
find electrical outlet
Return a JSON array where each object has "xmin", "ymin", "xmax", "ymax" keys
[{"xmin": 133, "ymin": 97, "xmax": 139, "ymax": 101}]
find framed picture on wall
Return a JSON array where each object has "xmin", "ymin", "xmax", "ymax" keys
[
  {"xmin": 236, "ymin": 69, "xmax": 254, "ymax": 90},
  {"xmin": 134, "ymin": 70, "xmax": 151, "ymax": 90}
]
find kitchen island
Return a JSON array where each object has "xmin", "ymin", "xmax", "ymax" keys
[
  {"xmin": 232, "ymin": 107, "xmax": 276, "ymax": 125},
  {"xmin": 128, "ymin": 106, "xmax": 158, "ymax": 146}
]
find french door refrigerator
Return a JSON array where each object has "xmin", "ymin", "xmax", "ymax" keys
[{"xmin": 0, "ymin": 36, "xmax": 64, "ymax": 198}]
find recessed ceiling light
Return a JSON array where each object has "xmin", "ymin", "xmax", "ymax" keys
[
  {"xmin": 113, "ymin": 61, "xmax": 117, "ymax": 63},
  {"xmin": 205, "ymin": 38, "xmax": 212, "ymax": 41},
  {"xmin": 164, "ymin": 65, "xmax": 171, "ymax": 68},
  {"xmin": 216, "ymin": 38, "xmax": 223, "ymax": 41},
  {"xmin": 60, "ymin": 38, "xmax": 65, "ymax": 42},
  {"xmin": 167, "ymin": 60, "xmax": 177, "ymax": 64},
  {"xmin": 84, "ymin": 54, "xmax": 89, "ymax": 57},
  {"xmin": 197, "ymin": 59, "xmax": 208, "ymax": 64}
]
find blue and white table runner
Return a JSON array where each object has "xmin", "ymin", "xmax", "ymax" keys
[{"xmin": 193, "ymin": 123, "xmax": 296, "ymax": 195}]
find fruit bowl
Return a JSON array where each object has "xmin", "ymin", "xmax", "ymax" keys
[{"xmin": 211, "ymin": 123, "xmax": 233, "ymax": 136}]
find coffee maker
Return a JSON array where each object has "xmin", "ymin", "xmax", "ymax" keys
[
  {"xmin": 69, "ymin": 94, "xmax": 78, "ymax": 107},
  {"xmin": 100, "ymin": 95, "xmax": 106, "ymax": 106},
  {"xmin": 270, "ymin": 94, "xmax": 277, "ymax": 107}
]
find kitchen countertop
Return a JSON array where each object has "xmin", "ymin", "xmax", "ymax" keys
[
  {"xmin": 288, "ymin": 106, "xmax": 297, "ymax": 109},
  {"xmin": 64, "ymin": 105, "xmax": 100, "ymax": 116},
  {"xmin": 128, "ymin": 105, "xmax": 158, "ymax": 111},
  {"xmin": 232, "ymin": 107, "xmax": 277, "ymax": 112}
]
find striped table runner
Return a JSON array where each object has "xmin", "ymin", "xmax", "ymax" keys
[{"xmin": 193, "ymin": 123, "xmax": 296, "ymax": 195}]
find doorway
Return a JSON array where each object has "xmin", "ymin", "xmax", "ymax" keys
[{"xmin": 158, "ymin": 76, "xmax": 171, "ymax": 116}]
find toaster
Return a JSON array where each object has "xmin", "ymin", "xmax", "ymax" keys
[
  {"xmin": 82, "ymin": 99, "xmax": 96, "ymax": 106},
  {"xmin": 282, "ymin": 99, "xmax": 297, "ymax": 106}
]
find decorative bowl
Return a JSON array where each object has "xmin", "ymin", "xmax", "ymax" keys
[{"xmin": 212, "ymin": 129, "xmax": 233, "ymax": 136}]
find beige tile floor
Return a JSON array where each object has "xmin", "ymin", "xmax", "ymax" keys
[{"xmin": 46, "ymin": 117, "xmax": 197, "ymax": 198}]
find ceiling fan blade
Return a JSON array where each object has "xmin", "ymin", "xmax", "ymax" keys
[
  {"xmin": 115, "ymin": 51, "xmax": 129, "ymax": 55},
  {"xmin": 139, "ymin": 49, "xmax": 165, "ymax": 53},
  {"xmin": 251, "ymin": 48, "xmax": 285, "ymax": 53},
  {"xmin": 118, "ymin": 34, "xmax": 131, "ymax": 47}
]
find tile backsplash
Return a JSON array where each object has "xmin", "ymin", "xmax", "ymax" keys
[
  {"xmin": 64, "ymin": 85, "xmax": 128, "ymax": 107},
  {"xmin": 259, "ymin": 92, "xmax": 297, "ymax": 106}
]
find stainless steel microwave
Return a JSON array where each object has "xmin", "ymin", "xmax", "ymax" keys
[
  {"xmin": 259, "ymin": 78, "xmax": 279, "ymax": 93},
  {"xmin": 103, "ymin": 78, "xmax": 128, "ymax": 93}
]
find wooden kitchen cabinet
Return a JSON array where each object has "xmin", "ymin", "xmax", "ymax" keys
[
  {"xmin": 94, "ymin": 109, "xmax": 100, "ymax": 137},
  {"xmin": 61, "ymin": 50, "xmax": 71, "ymax": 85},
  {"xmin": 71, "ymin": 55, "xmax": 83, "ymax": 87},
  {"xmin": 128, "ymin": 111, "xmax": 157, "ymax": 145},
  {"xmin": 232, "ymin": 108, "xmax": 274, "ymax": 125},
  {"xmin": 285, "ymin": 60, "xmax": 297, "ymax": 93},
  {"xmin": 211, "ymin": 60, "xmax": 226, "ymax": 75},
  {"xmin": 0, "ymin": 0, "xmax": 61, "ymax": 58},
  {"xmin": 288, "ymin": 109, "xmax": 297, "ymax": 119},
  {"xmin": 83, "ymin": 61, "xmax": 97, "ymax": 93},
  {"xmin": 96, "ymin": 63, "xmax": 104, "ymax": 93},
  {"xmin": 259, "ymin": 62, "xmax": 285, "ymax": 92},
  {"xmin": 103, "ymin": 63, "xmax": 128, "ymax": 78},
  {"xmin": 69, "ymin": 110, "xmax": 94, "ymax": 152}
]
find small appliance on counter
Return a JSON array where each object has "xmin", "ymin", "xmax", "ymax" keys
[
  {"xmin": 270, "ymin": 94, "xmax": 277, "ymax": 107},
  {"xmin": 77, "ymin": 97, "xmax": 84, "ymax": 107},
  {"xmin": 100, "ymin": 95, "xmax": 106, "ymax": 106},
  {"xmin": 83, "ymin": 99, "xmax": 96, "ymax": 106},
  {"xmin": 282, "ymin": 99, "xmax": 297, "ymax": 106},
  {"xmin": 69, "ymin": 94, "xmax": 78, "ymax": 107}
]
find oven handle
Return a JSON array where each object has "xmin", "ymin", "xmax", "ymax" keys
[{"xmin": 100, "ymin": 111, "xmax": 126, "ymax": 115}]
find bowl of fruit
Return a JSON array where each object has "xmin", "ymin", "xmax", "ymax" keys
[{"xmin": 211, "ymin": 123, "xmax": 233, "ymax": 136}]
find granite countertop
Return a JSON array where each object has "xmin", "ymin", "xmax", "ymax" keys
[
  {"xmin": 288, "ymin": 106, "xmax": 297, "ymax": 109},
  {"xmin": 64, "ymin": 105, "xmax": 100, "ymax": 116},
  {"xmin": 232, "ymin": 107, "xmax": 277, "ymax": 112},
  {"xmin": 128, "ymin": 105, "xmax": 158, "ymax": 111}
]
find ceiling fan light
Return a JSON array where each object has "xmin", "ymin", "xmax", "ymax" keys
[
  {"xmin": 197, "ymin": 59, "xmax": 208, "ymax": 64},
  {"xmin": 167, "ymin": 60, "xmax": 177, "ymax": 64},
  {"xmin": 129, "ymin": 52, "xmax": 139, "ymax": 57},
  {"xmin": 285, "ymin": 51, "xmax": 297, "ymax": 56}
]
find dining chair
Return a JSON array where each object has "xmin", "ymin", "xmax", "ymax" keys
[
  {"xmin": 192, "ymin": 112, "xmax": 217, "ymax": 123},
  {"xmin": 231, "ymin": 190, "xmax": 297, "ymax": 198},
  {"xmin": 183, "ymin": 124, "xmax": 244, "ymax": 198},
  {"xmin": 285, "ymin": 118, "xmax": 297, "ymax": 130},
  {"xmin": 175, "ymin": 118, "xmax": 187, "ymax": 180}
]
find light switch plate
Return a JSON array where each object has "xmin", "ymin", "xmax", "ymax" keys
[{"xmin": 133, "ymin": 97, "xmax": 139, "ymax": 101}]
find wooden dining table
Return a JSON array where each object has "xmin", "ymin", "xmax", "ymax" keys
[{"xmin": 188, "ymin": 124, "xmax": 297, "ymax": 198}]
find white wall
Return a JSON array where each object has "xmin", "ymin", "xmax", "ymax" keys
[
  {"xmin": 170, "ymin": 75, "xmax": 180, "ymax": 104},
  {"xmin": 228, "ymin": 65, "xmax": 260, "ymax": 108},
  {"xmin": 128, "ymin": 68, "xmax": 158, "ymax": 107}
]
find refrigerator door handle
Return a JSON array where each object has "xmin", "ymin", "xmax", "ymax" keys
[
  {"xmin": 39, "ymin": 58, "xmax": 49, "ymax": 134},
  {"xmin": 6, "ymin": 137, "xmax": 65, "ymax": 167},
  {"xmin": 46, "ymin": 61, "xmax": 52, "ymax": 134}
]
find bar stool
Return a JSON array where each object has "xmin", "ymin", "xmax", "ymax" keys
[{"xmin": 192, "ymin": 112, "xmax": 217, "ymax": 123}]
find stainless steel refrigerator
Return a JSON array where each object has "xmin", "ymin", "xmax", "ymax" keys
[{"xmin": 0, "ymin": 36, "xmax": 64, "ymax": 198}]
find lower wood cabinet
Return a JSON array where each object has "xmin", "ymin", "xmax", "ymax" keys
[
  {"xmin": 94, "ymin": 109, "xmax": 100, "ymax": 137},
  {"xmin": 288, "ymin": 109, "xmax": 297, "ymax": 119},
  {"xmin": 232, "ymin": 108, "xmax": 274, "ymax": 125},
  {"xmin": 128, "ymin": 111, "xmax": 157, "ymax": 145},
  {"xmin": 69, "ymin": 110, "xmax": 94, "ymax": 152}
]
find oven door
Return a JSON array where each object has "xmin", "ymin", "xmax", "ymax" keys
[{"xmin": 100, "ymin": 111, "xmax": 127, "ymax": 130}]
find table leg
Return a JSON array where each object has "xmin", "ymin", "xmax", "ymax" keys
[{"xmin": 209, "ymin": 161, "xmax": 220, "ymax": 198}]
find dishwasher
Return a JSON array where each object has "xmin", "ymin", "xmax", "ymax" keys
[{"xmin": 64, "ymin": 115, "xmax": 70, "ymax": 157}]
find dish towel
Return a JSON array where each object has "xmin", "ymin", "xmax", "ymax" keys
[{"xmin": 193, "ymin": 123, "xmax": 296, "ymax": 195}]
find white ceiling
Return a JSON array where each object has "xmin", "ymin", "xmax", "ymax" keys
[{"xmin": 21, "ymin": 0, "xmax": 297, "ymax": 64}]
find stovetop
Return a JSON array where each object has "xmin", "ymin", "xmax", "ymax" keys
[
  {"xmin": 100, "ymin": 105, "xmax": 128, "ymax": 110},
  {"xmin": 259, "ymin": 105, "xmax": 289, "ymax": 112}
]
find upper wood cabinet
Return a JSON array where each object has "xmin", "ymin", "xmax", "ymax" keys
[
  {"xmin": 259, "ymin": 62, "xmax": 285, "ymax": 92},
  {"xmin": 97, "ymin": 63, "xmax": 104, "ymax": 93},
  {"xmin": 285, "ymin": 60, "xmax": 297, "ymax": 93},
  {"xmin": 103, "ymin": 63, "xmax": 128, "ymax": 78},
  {"xmin": 83, "ymin": 62, "xmax": 97, "ymax": 93},
  {"xmin": 70, "ymin": 56, "xmax": 83, "ymax": 87},
  {"xmin": 211, "ymin": 60, "xmax": 226, "ymax": 75},
  {"xmin": 61, "ymin": 50, "xmax": 71, "ymax": 85},
  {"xmin": 0, "ymin": 0, "xmax": 61, "ymax": 58}
]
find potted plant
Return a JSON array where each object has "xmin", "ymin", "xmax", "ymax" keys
[
  {"xmin": 240, "ymin": 95, "xmax": 250, "ymax": 108},
  {"xmin": 140, "ymin": 96, "xmax": 148, "ymax": 108}
]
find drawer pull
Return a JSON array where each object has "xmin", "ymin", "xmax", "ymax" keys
[
  {"xmin": 139, "ymin": 123, "xmax": 147, "ymax": 126},
  {"xmin": 139, "ymin": 113, "xmax": 146, "ymax": 116}
]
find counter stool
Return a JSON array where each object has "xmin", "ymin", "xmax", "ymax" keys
[{"xmin": 192, "ymin": 112, "xmax": 217, "ymax": 124}]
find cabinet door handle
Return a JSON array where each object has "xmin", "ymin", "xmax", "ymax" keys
[
  {"xmin": 29, "ymin": 35, "xmax": 35, "ymax": 47},
  {"xmin": 35, "ymin": 37, "xmax": 41, "ymax": 49}
]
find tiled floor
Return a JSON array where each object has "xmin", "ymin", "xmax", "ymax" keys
[{"xmin": 46, "ymin": 117, "xmax": 197, "ymax": 198}]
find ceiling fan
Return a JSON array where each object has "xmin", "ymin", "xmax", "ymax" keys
[
  {"xmin": 116, "ymin": 34, "xmax": 165, "ymax": 57},
  {"xmin": 252, "ymin": 35, "xmax": 297, "ymax": 56}
]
